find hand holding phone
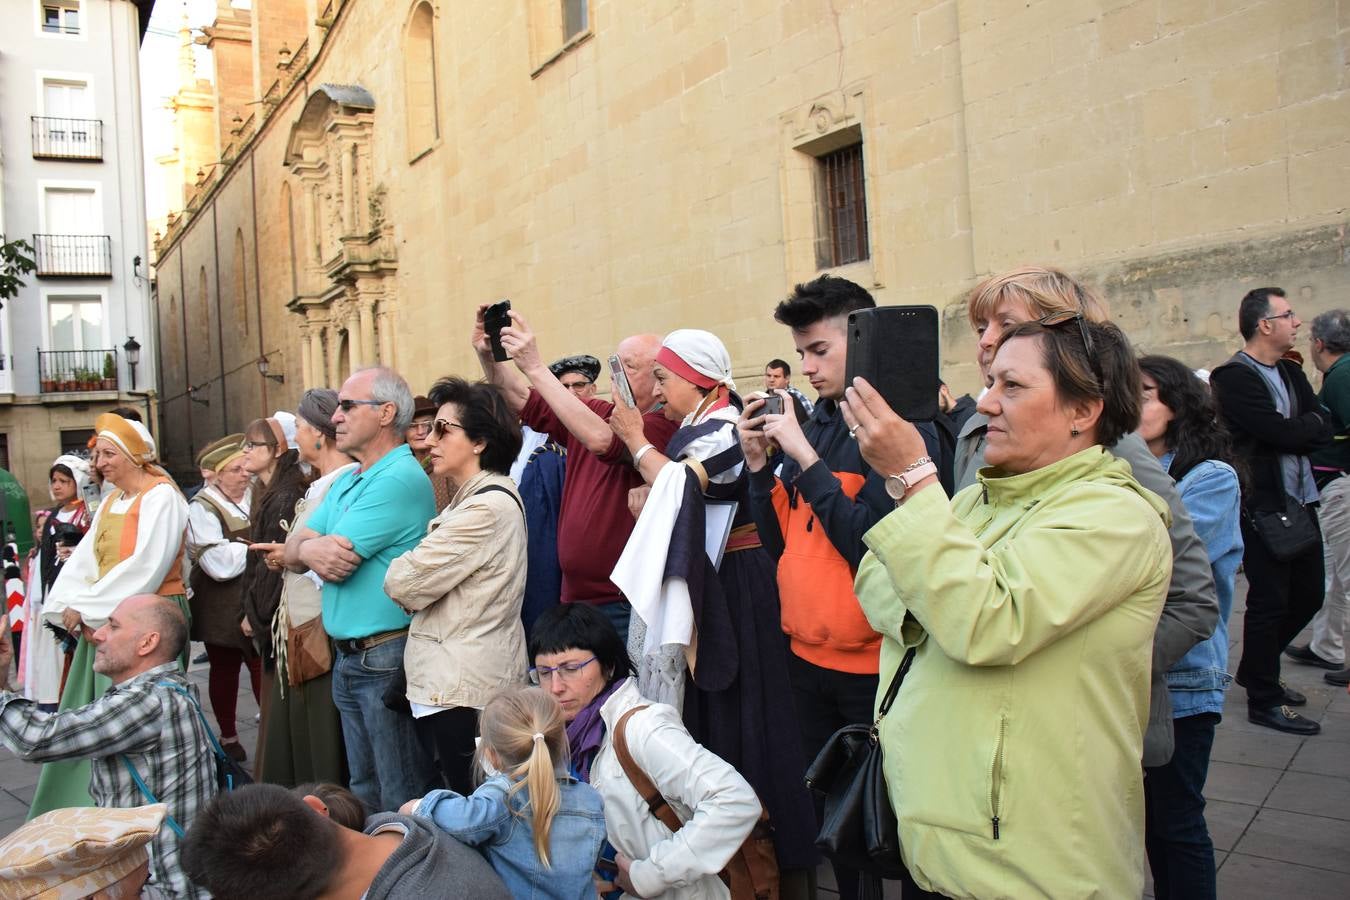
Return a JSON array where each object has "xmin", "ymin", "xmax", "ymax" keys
[
  {"xmin": 761, "ymin": 393, "xmax": 784, "ymax": 417},
  {"xmin": 843, "ymin": 305, "xmax": 940, "ymax": 422},
  {"xmin": 484, "ymin": 300, "xmax": 512, "ymax": 362}
]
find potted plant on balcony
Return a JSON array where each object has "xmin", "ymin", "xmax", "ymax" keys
[
  {"xmin": 102, "ymin": 353, "xmax": 116, "ymax": 390},
  {"xmin": 60, "ymin": 369, "xmax": 78, "ymax": 392},
  {"xmin": 77, "ymin": 368, "xmax": 96, "ymax": 391},
  {"xmin": 40, "ymin": 375, "xmax": 56, "ymax": 393}
]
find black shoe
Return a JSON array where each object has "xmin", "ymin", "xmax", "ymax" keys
[
  {"xmin": 221, "ymin": 739, "xmax": 248, "ymax": 762},
  {"xmin": 192, "ymin": 651, "xmax": 209, "ymax": 665},
  {"xmin": 1326, "ymin": 667, "xmax": 1350, "ymax": 687},
  {"xmin": 1248, "ymin": 705, "xmax": 1321, "ymax": 735},
  {"xmin": 1280, "ymin": 679, "xmax": 1307, "ymax": 706},
  {"xmin": 1284, "ymin": 644, "xmax": 1341, "ymax": 670}
]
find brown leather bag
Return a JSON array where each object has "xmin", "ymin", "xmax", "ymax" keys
[
  {"xmin": 285, "ymin": 615, "xmax": 332, "ymax": 687},
  {"xmin": 613, "ymin": 706, "xmax": 779, "ymax": 900}
]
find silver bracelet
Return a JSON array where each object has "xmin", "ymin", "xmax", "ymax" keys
[
  {"xmin": 901, "ymin": 456, "xmax": 933, "ymax": 474},
  {"xmin": 633, "ymin": 443, "xmax": 656, "ymax": 467}
]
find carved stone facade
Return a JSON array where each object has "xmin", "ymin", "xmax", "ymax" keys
[{"xmin": 284, "ymin": 84, "xmax": 397, "ymax": 388}]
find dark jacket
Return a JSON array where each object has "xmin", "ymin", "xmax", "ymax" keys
[
  {"xmin": 747, "ymin": 397, "xmax": 940, "ymax": 674},
  {"xmin": 242, "ymin": 452, "xmax": 310, "ymax": 660},
  {"xmin": 1210, "ymin": 354, "xmax": 1334, "ymax": 512}
]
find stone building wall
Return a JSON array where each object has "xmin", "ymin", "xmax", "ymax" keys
[{"xmin": 151, "ymin": 0, "xmax": 1350, "ymax": 476}]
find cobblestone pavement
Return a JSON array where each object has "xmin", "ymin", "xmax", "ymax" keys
[{"xmin": 2, "ymin": 577, "xmax": 1346, "ymax": 898}]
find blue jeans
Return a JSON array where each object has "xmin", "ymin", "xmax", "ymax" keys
[
  {"xmin": 1144, "ymin": 712, "xmax": 1221, "ymax": 900},
  {"xmin": 331, "ymin": 636, "xmax": 437, "ymax": 812}
]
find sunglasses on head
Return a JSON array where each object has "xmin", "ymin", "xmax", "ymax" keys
[{"xmin": 1035, "ymin": 310, "xmax": 1103, "ymax": 381}]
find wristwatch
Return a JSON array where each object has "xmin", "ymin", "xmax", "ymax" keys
[{"xmin": 885, "ymin": 457, "xmax": 938, "ymax": 501}]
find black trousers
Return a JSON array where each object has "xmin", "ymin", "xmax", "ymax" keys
[
  {"xmin": 1144, "ymin": 712, "xmax": 1221, "ymax": 900},
  {"xmin": 1236, "ymin": 512, "xmax": 1325, "ymax": 709},
  {"xmin": 414, "ymin": 705, "xmax": 479, "ymax": 795},
  {"xmin": 787, "ymin": 651, "xmax": 880, "ymax": 900}
]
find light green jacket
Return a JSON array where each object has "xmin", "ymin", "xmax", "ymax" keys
[{"xmin": 855, "ymin": 447, "xmax": 1171, "ymax": 899}]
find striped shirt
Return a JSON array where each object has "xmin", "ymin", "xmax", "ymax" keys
[{"xmin": 0, "ymin": 662, "xmax": 216, "ymax": 898}]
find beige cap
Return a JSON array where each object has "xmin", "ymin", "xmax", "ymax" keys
[{"xmin": 0, "ymin": 803, "xmax": 166, "ymax": 899}]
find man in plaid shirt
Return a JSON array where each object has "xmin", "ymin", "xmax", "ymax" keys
[{"xmin": 0, "ymin": 594, "xmax": 215, "ymax": 899}]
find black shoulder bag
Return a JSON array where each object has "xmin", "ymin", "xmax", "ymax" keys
[{"xmin": 805, "ymin": 646, "xmax": 916, "ymax": 888}]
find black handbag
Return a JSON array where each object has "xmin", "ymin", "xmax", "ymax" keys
[
  {"xmin": 805, "ymin": 646, "xmax": 916, "ymax": 883},
  {"xmin": 1247, "ymin": 496, "xmax": 1320, "ymax": 562}
]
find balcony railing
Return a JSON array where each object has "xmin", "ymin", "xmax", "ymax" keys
[
  {"xmin": 34, "ymin": 234, "xmax": 112, "ymax": 277},
  {"xmin": 38, "ymin": 349, "xmax": 119, "ymax": 394},
  {"xmin": 32, "ymin": 117, "xmax": 103, "ymax": 160}
]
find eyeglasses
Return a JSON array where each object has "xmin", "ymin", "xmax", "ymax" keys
[
  {"xmin": 1262, "ymin": 310, "xmax": 1296, "ymax": 322},
  {"xmin": 431, "ymin": 418, "xmax": 467, "ymax": 440},
  {"xmin": 407, "ymin": 421, "xmax": 434, "ymax": 438},
  {"xmin": 528, "ymin": 657, "xmax": 597, "ymax": 685},
  {"xmin": 337, "ymin": 399, "xmax": 388, "ymax": 412},
  {"xmin": 560, "ymin": 379, "xmax": 592, "ymax": 392},
  {"xmin": 241, "ymin": 440, "xmax": 275, "ymax": 451},
  {"xmin": 1036, "ymin": 309, "xmax": 1105, "ymax": 380}
]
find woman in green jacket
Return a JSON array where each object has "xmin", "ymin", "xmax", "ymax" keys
[{"xmin": 842, "ymin": 317, "xmax": 1172, "ymax": 899}]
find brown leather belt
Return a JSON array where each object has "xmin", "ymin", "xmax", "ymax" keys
[{"xmin": 333, "ymin": 627, "xmax": 408, "ymax": 655}]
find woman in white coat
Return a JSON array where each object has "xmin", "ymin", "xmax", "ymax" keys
[{"xmin": 528, "ymin": 601, "xmax": 760, "ymax": 899}]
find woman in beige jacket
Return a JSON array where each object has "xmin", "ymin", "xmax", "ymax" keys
[{"xmin": 385, "ymin": 377, "xmax": 528, "ymax": 793}]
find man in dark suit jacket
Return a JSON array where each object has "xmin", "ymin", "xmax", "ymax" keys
[{"xmin": 1211, "ymin": 287, "xmax": 1335, "ymax": 735}]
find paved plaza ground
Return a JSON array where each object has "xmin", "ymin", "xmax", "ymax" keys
[{"xmin": 1, "ymin": 576, "xmax": 1346, "ymax": 897}]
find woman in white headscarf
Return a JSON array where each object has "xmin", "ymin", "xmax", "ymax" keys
[
  {"xmin": 21, "ymin": 455, "xmax": 94, "ymax": 709},
  {"xmin": 608, "ymin": 329, "xmax": 819, "ymax": 887},
  {"xmin": 29, "ymin": 413, "xmax": 190, "ymax": 817}
]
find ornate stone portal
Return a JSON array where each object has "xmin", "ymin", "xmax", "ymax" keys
[{"xmin": 284, "ymin": 84, "xmax": 398, "ymax": 387}]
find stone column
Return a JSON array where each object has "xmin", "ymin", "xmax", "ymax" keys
[
  {"xmin": 358, "ymin": 297, "xmax": 376, "ymax": 365},
  {"xmin": 305, "ymin": 184, "xmax": 320, "ymax": 263},
  {"xmin": 299, "ymin": 326, "xmax": 312, "ymax": 389},
  {"xmin": 326, "ymin": 324, "xmax": 342, "ymax": 386},
  {"xmin": 340, "ymin": 143, "xmax": 354, "ymax": 235},
  {"xmin": 347, "ymin": 311, "xmax": 361, "ymax": 371},
  {"xmin": 309, "ymin": 327, "xmax": 325, "ymax": 387}
]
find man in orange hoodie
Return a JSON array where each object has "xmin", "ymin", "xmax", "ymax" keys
[{"xmin": 738, "ymin": 275, "xmax": 941, "ymax": 896}]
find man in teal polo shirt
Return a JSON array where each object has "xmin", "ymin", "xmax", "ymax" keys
[{"xmin": 284, "ymin": 366, "xmax": 438, "ymax": 811}]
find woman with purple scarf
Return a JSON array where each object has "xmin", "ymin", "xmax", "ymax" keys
[{"xmin": 528, "ymin": 603, "xmax": 760, "ymax": 900}]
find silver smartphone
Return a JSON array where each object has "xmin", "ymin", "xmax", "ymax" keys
[{"xmin": 608, "ymin": 354, "xmax": 635, "ymax": 407}]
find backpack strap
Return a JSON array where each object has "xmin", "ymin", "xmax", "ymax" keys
[
  {"xmin": 472, "ymin": 484, "xmax": 526, "ymax": 522},
  {"xmin": 156, "ymin": 680, "xmax": 230, "ymax": 762},
  {"xmin": 612, "ymin": 705, "xmax": 683, "ymax": 834},
  {"xmin": 120, "ymin": 756, "xmax": 186, "ymax": 838}
]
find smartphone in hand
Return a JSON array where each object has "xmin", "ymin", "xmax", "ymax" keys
[
  {"xmin": 484, "ymin": 300, "xmax": 512, "ymax": 362},
  {"xmin": 843, "ymin": 305, "xmax": 941, "ymax": 421},
  {"xmin": 609, "ymin": 355, "xmax": 636, "ymax": 407},
  {"xmin": 761, "ymin": 394, "xmax": 785, "ymax": 417}
]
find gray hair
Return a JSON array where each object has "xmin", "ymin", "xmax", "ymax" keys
[
  {"xmin": 1311, "ymin": 309, "xmax": 1350, "ymax": 355},
  {"xmin": 359, "ymin": 366, "xmax": 415, "ymax": 432}
]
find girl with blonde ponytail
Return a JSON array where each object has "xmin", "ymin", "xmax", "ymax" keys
[{"xmin": 402, "ymin": 686, "xmax": 607, "ymax": 899}]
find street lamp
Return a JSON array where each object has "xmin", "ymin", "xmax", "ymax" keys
[
  {"xmin": 256, "ymin": 355, "xmax": 285, "ymax": 384},
  {"xmin": 123, "ymin": 336, "xmax": 141, "ymax": 391}
]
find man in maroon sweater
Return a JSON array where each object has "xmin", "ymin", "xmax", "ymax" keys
[{"xmin": 474, "ymin": 305, "xmax": 676, "ymax": 642}]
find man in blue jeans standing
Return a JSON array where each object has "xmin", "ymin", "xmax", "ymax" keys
[{"xmin": 284, "ymin": 366, "xmax": 438, "ymax": 811}]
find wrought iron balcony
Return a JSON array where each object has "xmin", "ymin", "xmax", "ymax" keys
[
  {"xmin": 38, "ymin": 348, "xmax": 119, "ymax": 394},
  {"xmin": 33, "ymin": 234, "xmax": 112, "ymax": 277},
  {"xmin": 31, "ymin": 117, "xmax": 103, "ymax": 160}
]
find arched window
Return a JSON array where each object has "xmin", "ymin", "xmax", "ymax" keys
[
  {"xmin": 404, "ymin": 1, "xmax": 439, "ymax": 159},
  {"xmin": 232, "ymin": 229, "xmax": 249, "ymax": 335}
]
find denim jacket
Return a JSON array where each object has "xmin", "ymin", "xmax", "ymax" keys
[
  {"xmin": 415, "ymin": 773, "xmax": 607, "ymax": 900},
  {"xmin": 1162, "ymin": 455, "xmax": 1243, "ymax": 717}
]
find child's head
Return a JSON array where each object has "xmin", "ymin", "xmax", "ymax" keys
[
  {"xmin": 477, "ymin": 686, "xmax": 568, "ymax": 867},
  {"xmin": 292, "ymin": 782, "xmax": 368, "ymax": 830}
]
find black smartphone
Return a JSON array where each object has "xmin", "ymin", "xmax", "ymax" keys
[
  {"xmin": 484, "ymin": 300, "xmax": 512, "ymax": 362},
  {"xmin": 761, "ymin": 394, "xmax": 784, "ymax": 417},
  {"xmin": 843, "ymin": 305, "xmax": 940, "ymax": 421}
]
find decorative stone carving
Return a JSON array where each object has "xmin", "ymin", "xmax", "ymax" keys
[{"xmin": 284, "ymin": 84, "xmax": 398, "ymax": 371}]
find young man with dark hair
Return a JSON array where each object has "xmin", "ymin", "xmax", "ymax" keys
[
  {"xmin": 182, "ymin": 783, "xmax": 511, "ymax": 900},
  {"xmin": 738, "ymin": 274, "xmax": 940, "ymax": 896},
  {"xmin": 1211, "ymin": 287, "xmax": 1334, "ymax": 734}
]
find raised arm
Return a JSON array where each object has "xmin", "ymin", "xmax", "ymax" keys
[
  {"xmin": 472, "ymin": 302, "xmax": 531, "ymax": 413},
  {"xmin": 500, "ymin": 310, "xmax": 614, "ymax": 454}
]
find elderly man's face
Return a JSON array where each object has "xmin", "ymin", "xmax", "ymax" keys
[
  {"xmin": 333, "ymin": 370, "xmax": 392, "ymax": 455},
  {"xmin": 558, "ymin": 372, "xmax": 596, "ymax": 399},
  {"xmin": 406, "ymin": 414, "xmax": 435, "ymax": 459}
]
